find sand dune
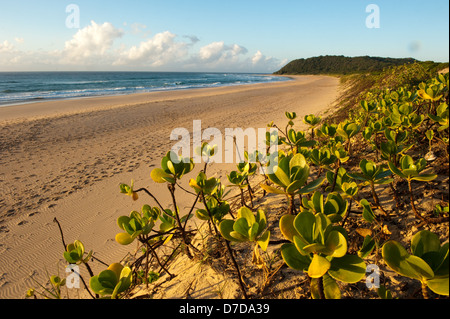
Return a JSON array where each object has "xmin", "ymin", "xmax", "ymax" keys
[{"xmin": 0, "ymin": 75, "xmax": 339, "ymax": 299}]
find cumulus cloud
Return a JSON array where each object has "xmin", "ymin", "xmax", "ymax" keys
[
  {"xmin": 0, "ymin": 20, "xmax": 285, "ymax": 72},
  {"xmin": 250, "ymin": 50, "xmax": 287, "ymax": 71},
  {"xmin": 199, "ymin": 41, "xmax": 247, "ymax": 62},
  {"xmin": 113, "ymin": 31, "xmax": 189, "ymax": 67},
  {"xmin": 61, "ymin": 21, "xmax": 124, "ymax": 64}
]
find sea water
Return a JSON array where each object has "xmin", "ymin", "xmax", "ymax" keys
[{"xmin": 0, "ymin": 72, "xmax": 290, "ymax": 107}]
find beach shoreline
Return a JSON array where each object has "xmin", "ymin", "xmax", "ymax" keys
[
  {"xmin": 0, "ymin": 74, "xmax": 302, "ymax": 124},
  {"xmin": 0, "ymin": 75, "xmax": 340, "ymax": 299}
]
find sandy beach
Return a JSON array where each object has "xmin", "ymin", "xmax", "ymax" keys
[{"xmin": 0, "ymin": 75, "xmax": 340, "ymax": 299}]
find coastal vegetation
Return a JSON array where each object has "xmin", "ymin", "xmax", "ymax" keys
[
  {"xmin": 26, "ymin": 59, "xmax": 449, "ymax": 300},
  {"xmin": 273, "ymin": 55, "xmax": 446, "ymax": 76}
]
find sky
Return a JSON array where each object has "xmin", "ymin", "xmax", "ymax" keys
[{"xmin": 0, "ymin": 0, "xmax": 448, "ymax": 72}]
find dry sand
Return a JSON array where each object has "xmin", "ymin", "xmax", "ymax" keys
[{"xmin": 0, "ymin": 75, "xmax": 340, "ymax": 299}]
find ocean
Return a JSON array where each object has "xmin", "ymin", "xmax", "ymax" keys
[{"xmin": 0, "ymin": 72, "xmax": 290, "ymax": 107}]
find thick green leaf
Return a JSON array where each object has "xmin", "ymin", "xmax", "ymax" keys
[
  {"xmin": 289, "ymin": 153, "xmax": 307, "ymax": 170},
  {"xmin": 286, "ymin": 179, "xmax": 305, "ymax": 194},
  {"xmin": 326, "ymin": 230, "xmax": 348, "ymax": 258},
  {"xmin": 294, "ymin": 211, "xmax": 316, "ymax": 244},
  {"xmin": 89, "ymin": 275, "xmax": 112, "ymax": 295},
  {"xmin": 328, "ymin": 255, "xmax": 366, "ymax": 283},
  {"xmin": 433, "ymin": 243, "xmax": 449, "ymax": 277},
  {"xmin": 411, "ymin": 230, "xmax": 441, "ymax": 258},
  {"xmin": 427, "ymin": 276, "xmax": 449, "ymax": 296},
  {"xmin": 279, "ymin": 214, "xmax": 300, "ymax": 242},
  {"xmin": 280, "ymin": 243, "xmax": 311, "ymax": 271},
  {"xmin": 311, "ymin": 274, "xmax": 341, "ymax": 299},
  {"xmin": 150, "ymin": 168, "xmax": 172, "ymax": 183},
  {"xmin": 260, "ymin": 183, "xmax": 286, "ymax": 195},
  {"xmin": 219, "ymin": 220, "xmax": 239, "ymax": 242},
  {"xmin": 388, "ymin": 161, "xmax": 405, "ymax": 178},
  {"xmin": 233, "ymin": 218, "xmax": 250, "ymax": 239},
  {"xmin": 98, "ymin": 270, "xmax": 118, "ymax": 290},
  {"xmin": 257, "ymin": 230, "xmax": 270, "ymax": 251},
  {"xmin": 115, "ymin": 232, "xmax": 135, "ymax": 245},
  {"xmin": 308, "ymin": 254, "xmax": 331, "ymax": 278},
  {"xmin": 293, "ymin": 235, "xmax": 309, "ymax": 255},
  {"xmin": 238, "ymin": 206, "xmax": 256, "ymax": 226},
  {"xmin": 256, "ymin": 209, "xmax": 267, "ymax": 234},
  {"xmin": 296, "ymin": 176, "xmax": 326, "ymax": 194},
  {"xmin": 382, "ymin": 241, "xmax": 435, "ymax": 281},
  {"xmin": 411, "ymin": 174, "xmax": 437, "ymax": 182},
  {"xmin": 358, "ymin": 235, "xmax": 376, "ymax": 259},
  {"xmin": 249, "ymin": 222, "xmax": 260, "ymax": 241},
  {"xmin": 274, "ymin": 165, "xmax": 291, "ymax": 188}
]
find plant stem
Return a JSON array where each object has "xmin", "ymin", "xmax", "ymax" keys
[
  {"xmin": 135, "ymin": 188, "xmax": 166, "ymax": 212},
  {"xmin": 370, "ymin": 181, "xmax": 389, "ymax": 217},
  {"xmin": 168, "ymin": 183, "xmax": 192, "ymax": 258},
  {"xmin": 330, "ymin": 161, "xmax": 341, "ymax": 193},
  {"xmin": 317, "ymin": 276, "xmax": 326, "ymax": 299},
  {"xmin": 223, "ymin": 239, "xmax": 248, "ymax": 299},
  {"xmin": 288, "ymin": 194, "xmax": 295, "ymax": 214},
  {"xmin": 341, "ymin": 199, "xmax": 352, "ymax": 227},
  {"xmin": 407, "ymin": 179, "xmax": 428, "ymax": 223},
  {"xmin": 421, "ymin": 282, "xmax": 429, "ymax": 299},
  {"xmin": 201, "ymin": 192, "xmax": 220, "ymax": 238},
  {"xmin": 53, "ymin": 217, "xmax": 67, "ymax": 250}
]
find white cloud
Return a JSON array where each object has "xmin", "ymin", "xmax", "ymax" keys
[
  {"xmin": 0, "ymin": 21, "xmax": 285, "ymax": 72},
  {"xmin": 250, "ymin": 50, "xmax": 287, "ymax": 71},
  {"xmin": 0, "ymin": 40, "xmax": 14, "ymax": 53},
  {"xmin": 114, "ymin": 31, "xmax": 188, "ymax": 67},
  {"xmin": 198, "ymin": 41, "xmax": 248, "ymax": 63},
  {"xmin": 61, "ymin": 21, "xmax": 124, "ymax": 64}
]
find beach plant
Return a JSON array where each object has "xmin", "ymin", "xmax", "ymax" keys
[
  {"xmin": 190, "ymin": 171, "xmax": 230, "ymax": 225},
  {"xmin": 309, "ymin": 147, "xmax": 337, "ymax": 178},
  {"xmin": 237, "ymin": 159, "xmax": 258, "ymax": 206},
  {"xmin": 148, "ymin": 151, "xmax": 196, "ymax": 248},
  {"xmin": 119, "ymin": 180, "xmax": 139, "ymax": 201},
  {"xmin": 63, "ymin": 240, "xmax": 93, "ymax": 265},
  {"xmin": 260, "ymin": 152, "xmax": 326, "ymax": 214},
  {"xmin": 433, "ymin": 203, "xmax": 449, "ymax": 218},
  {"xmin": 388, "ymin": 155, "xmax": 437, "ymax": 223},
  {"xmin": 227, "ymin": 169, "xmax": 251, "ymax": 207},
  {"xmin": 428, "ymin": 102, "xmax": 449, "ymax": 132},
  {"xmin": 382, "ymin": 230, "xmax": 449, "ymax": 298},
  {"xmin": 316, "ymin": 122, "xmax": 340, "ymax": 148},
  {"xmin": 325, "ymin": 166, "xmax": 353, "ymax": 193},
  {"xmin": 195, "ymin": 197, "xmax": 230, "ymax": 224},
  {"xmin": 219, "ymin": 207, "xmax": 270, "ymax": 267},
  {"xmin": 279, "ymin": 211, "xmax": 366, "ymax": 299},
  {"xmin": 362, "ymin": 119, "xmax": 384, "ymax": 160},
  {"xmin": 285, "ymin": 111, "xmax": 297, "ymax": 127},
  {"xmin": 284, "ymin": 128, "xmax": 317, "ymax": 153},
  {"xmin": 359, "ymin": 198, "xmax": 377, "ymax": 224},
  {"xmin": 336, "ymin": 120, "xmax": 361, "ymax": 154},
  {"xmin": 348, "ymin": 159, "xmax": 393, "ymax": 216},
  {"xmin": 115, "ymin": 207, "xmax": 158, "ymax": 246},
  {"xmin": 427, "ymin": 102, "xmax": 449, "ymax": 158},
  {"xmin": 303, "ymin": 114, "xmax": 321, "ymax": 138},
  {"xmin": 300, "ymin": 191, "xmax": 349, "ymax": 223},
  {"xmin": 151, "ymin": 151, "xmax": 195, "ymax": 184},
  {"xmin": 327, "ymin": 143, "xmax": 350, "ymax": 193},
  {"xmin": 358, "ymin": 234, "xmax": 377, "ymax": 259},
  {"xmin": 89, "ymin": 263, "xmax": 133, "ymax": 299},
  {"xmin": 380, "ymin": 128, "xmax": 413, "ymax": 165},
  {"xmin": 190, "ymin": 171, "xmax": 220, "ymax": 196},
  {"xmin": 26, "ymin": 269, "xmax": 66, "ymax": 299}
]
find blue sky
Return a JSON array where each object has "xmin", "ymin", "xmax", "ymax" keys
[{"xmin": 0, "ymin": 0, "xmax": 448, "ymax": 72}]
